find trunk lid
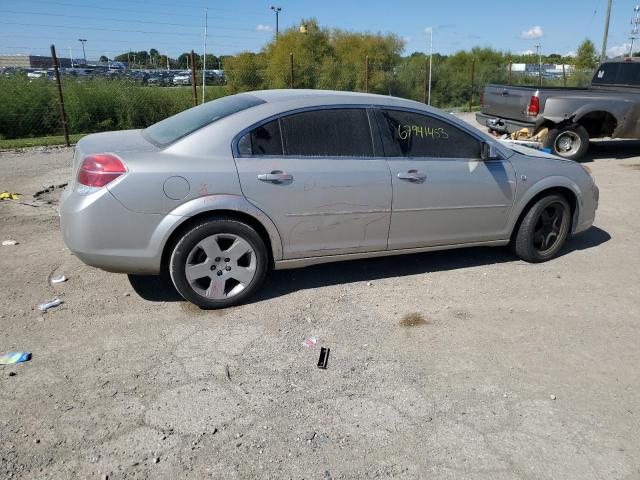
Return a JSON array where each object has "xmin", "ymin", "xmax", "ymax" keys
[
  {"xmin": 482, "ymin": 84, "xmax": 537, "ymax": 122},
  {"xmin": 73, "ymin": 129, "xmax": 158, "ymax": 172}
]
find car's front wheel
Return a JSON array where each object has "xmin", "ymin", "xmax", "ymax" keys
[
  {"xmin": 512, "ymin": 194, "xmax": 572, "ymax": 263},
  {"xmin": 169, "ymin": 218, "xmax": 268, "ymax": 308}
]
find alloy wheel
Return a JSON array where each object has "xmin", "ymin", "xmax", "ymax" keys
[
  {"xmin": 532, "ymin": 202, "xmax": 567, "ymax": 254},
  {"xmin": 184, "ymin": 233, "xmax": 257, "ymax": 300}
]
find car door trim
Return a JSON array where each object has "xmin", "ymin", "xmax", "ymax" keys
[
  {"xmin": 394, "ymin": 204, "xmax": 508, "ymax": 212},
  {"xmin": 285, "ymin": 208, "xmax": 390, "ymax": 217}
]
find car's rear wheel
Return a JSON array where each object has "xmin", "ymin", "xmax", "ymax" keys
[
  {"xmin": 169, "ymin": 218, "xmax": 268, "ymax": 308},
  {"xmin": 512, "ymin": 194, "xmax": 571, "ymax": 263},
  {"xmin": 545, "ymin": 125, "xmax": 589, "ymax": 161}
]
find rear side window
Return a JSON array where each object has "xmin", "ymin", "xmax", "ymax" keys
[
  {"xmin": 592, "ymin": 63, "xmax": 620, "ymax": 84},
  {"xmin": 237, "ymin": 119, "xmax": 283, "ymax": 155},
  {"xmin": 377, "ymin": 109, "xmax": 481, "ymax": 158},
  {"xmin": 615, "ymin": 62, "xmax": 640, "ymax": 86},
  {"xmin": 143, "ymin": 93, "xmax": 265, "ymax": 147},
  {"xmin": 280, "ymin": 109, "xmax": 374, "ymax": 157}
]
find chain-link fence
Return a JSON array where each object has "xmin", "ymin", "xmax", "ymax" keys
[{"xmin": 0, "ymin": 46, "xmax": 596, "ymax": 145}]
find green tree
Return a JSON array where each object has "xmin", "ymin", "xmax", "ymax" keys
[
  {"xmin": 575, "ymin": 39, "xmax": 597, "ymax": 69},
  {"xmin": 99, "ymin": 55, "xmax": 109, "ymax": 63},
  {"xmin": 262, "ymin": 19, "xmax": 333, "ymax": 88},
  {"xmin": 225, "ymin": 52, "xmax": 266, "ymax": 92}
]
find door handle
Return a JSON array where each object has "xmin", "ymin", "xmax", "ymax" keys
[
  {"xmin": 397, "ymin": 170, "xmax": 426, "ymax": 183},
  {"xmin": 257, "ymin": 171, "xmax": 293, "ymax": 183}
]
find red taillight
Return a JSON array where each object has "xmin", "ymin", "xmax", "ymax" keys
[
  {"xmin": 77, "ymin": 154, "xmax": 126, "ymax": 188},
  {"xmin": 527, "ymin": 95, "xmax": 539, "ymax": 117}
]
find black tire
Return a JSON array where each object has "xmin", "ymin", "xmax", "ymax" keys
[
  {"xmin": 545, "ymin": 125, "xmax": 589, "ymax": 161},
  {"xmin": 169, "ymin": 218, "xmax": 268, "ymax": 309},
  {"xmin": 512, "ymin": 194, "xmax": 571, "ymax": 263}
]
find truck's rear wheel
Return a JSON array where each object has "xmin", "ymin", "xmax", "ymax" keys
[{"xmin": 545, "ymin": 125, "xmax": 589, "ymax": 161}]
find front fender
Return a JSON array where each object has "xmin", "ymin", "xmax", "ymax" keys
[
  {"xmin": 508, "ymin": 175, "xmax": 584, "ymax": 236},
  {"xmin": 150, "ymin": 194, "xmax": 284, "ymax": 262}
]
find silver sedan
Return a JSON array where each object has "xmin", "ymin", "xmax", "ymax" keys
[{"xmin": 60, "ymin": 90, "xmax": 599, "ymax": 308}]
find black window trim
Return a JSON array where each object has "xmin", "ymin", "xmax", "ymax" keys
[
  {"xmin": 372, "ymin": 106, "xmax": 493, "ymax": 160},
  {"xmin": 232, "ymin": 104, "xmax": 382, "ymax": 159}
]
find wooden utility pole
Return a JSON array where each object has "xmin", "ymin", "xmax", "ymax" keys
[
  {"xmin": 601, "ymin": 0, "xmax": 613, "ymax": 62},
  {"xmin": 468, "ymin": 58, "xmax": 475, "ymax": 112},
  {"xmin": 190, "ymin": 50, "xmax": 198, "ymax": 107},
  {"xmin": 50, "ymin": 45, "xmax": 69, "ymax": 147},
  {"xmin": 289, "ymin": 52, "xmax": 294, "ymax": 88},
  {"xmin": 364, "ymin": 55, "xmax": 369, "ymax": 93}
]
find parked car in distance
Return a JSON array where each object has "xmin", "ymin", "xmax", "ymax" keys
[
  {"xmin": 60, "ymin": 90, "xmax": 599, "ymax": 308},
  {"xmin": 148, "ymin": 72, "xmax": 174, "ymax": 86},
  {"xmin": 26, "ymin": 69, "xmax": 50, "ymax": 80},
  {"xmin": 477, "ymin": 59, "xmax": 640, "ymax": 160},
  {"xmin": 172, "ymin": 71, "xmax": 192, "ymax": 85}
]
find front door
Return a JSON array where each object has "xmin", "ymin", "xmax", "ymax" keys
[
  {"xmin": 375, "ymin": 109, "xmax": 516, "ymax": 250},
  {"xmin": 234, "ymin": 107, "xmax": 392, "ymax": 259}
]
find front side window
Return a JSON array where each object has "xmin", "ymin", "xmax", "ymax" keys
[
  {"xmin": 279, "ymin": 108, "xmax": 374, "ymax": 157},
  {"xmin": 377, "ymin": 109, "xmax": 481, "ymax": 159}
]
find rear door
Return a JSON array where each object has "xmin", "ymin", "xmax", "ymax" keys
[
  {"xmin": 375, "ymin": 108, "xmax": 516, "ymax": 249},
  {"xmin": 234, "ymin": 107, "xmax": 392, "ymax": 259}
]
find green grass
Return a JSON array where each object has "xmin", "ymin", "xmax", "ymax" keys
[
  {"xmin": 0, "ymin": 76, "xmax": 231, "ymax": 141},
  {"xmin": 0, "ymin": 133, "xmax": 85, "ymax": 150}
]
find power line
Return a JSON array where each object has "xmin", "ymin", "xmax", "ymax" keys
[
  {"xmin": 0, "ymin": 43, "xmax": 250, "ymax": 52},
  {"xmin": 0, "ymin": 21, "xmax": 263, "ymax": 40},
  {"xmin": 3, "ymin": 10, "xmax": 261, "ymax": 32},
  {"xmin": 26, "ymin": 0, "xmax": 268, "ymax": 20},
  {"xmin": 106, "ymin": 0, "xmax": 266, "ymax": 15},
  {"xmin": 0, "ymin": 34, "xmax": 255, "ymax": 48}
]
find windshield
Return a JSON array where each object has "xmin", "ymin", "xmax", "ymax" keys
[{"xmin": 143, "ymin": 93, "xmax": 265, "ymax": 147}]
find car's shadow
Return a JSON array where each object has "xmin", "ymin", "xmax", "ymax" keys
[
  {"xmin": 582, "ymin": 140, "xmax": 640, "ymax": 162},
  {"xmin": 128, "ymin": 226, "xmax": 611, "ymax": 305}
]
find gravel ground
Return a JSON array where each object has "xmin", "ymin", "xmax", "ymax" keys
[{"xmin": 1, "ymin": 115, "xmax": 640, "ymax": 479}]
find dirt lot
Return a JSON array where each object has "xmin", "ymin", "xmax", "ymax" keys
[{"xmin": 1, "ymin": 114, "xmax": 640, "ymax": 479}]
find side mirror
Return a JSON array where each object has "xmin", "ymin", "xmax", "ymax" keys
[{"xmin": 481, "ymin": 141, "xmax": 500, "ymax": 161}]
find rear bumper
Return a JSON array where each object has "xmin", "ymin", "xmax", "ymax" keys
[
  {"xmin": 476, "ymin": 113, "xmax": 536, "ymax": 134},
  {"xmin": 59, "ymin": 186, "xmax": 172, "ymax": 274}
]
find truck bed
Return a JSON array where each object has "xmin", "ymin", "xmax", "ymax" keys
[{"xmin": 481, "ymin": 84, "xmax": 589, "ymax": 125}]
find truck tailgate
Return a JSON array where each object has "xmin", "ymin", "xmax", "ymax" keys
[{"xmin": 482, "ymin": 84, "xmax": 535, "ymax": 122}]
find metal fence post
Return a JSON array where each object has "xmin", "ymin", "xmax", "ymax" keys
[
  {"xmin": 190, "ymin": 50, "xmax": 198, "ymax": 107},
  {"xmin": 468, "ymin": 58, "xmax": 475, "ymax": 112},
  {"xmin": 538, "ymin": 61, "xmax": 542, "ymax": 87},
  {"xmin": 364, "ymin": 55, "xmax": 369, "ymax": 93},
  {"xmin": 562, "ymin": 64, "xmax": 567, "ymax": 87},
  {"xmin": 50, "ymin": 45, "xmax": 70, "ymax": 147},
  {"xmin": 508, "ymin": 62, "xmax": 512, "ymax": 85},
  {"xmin": 422, "ymin": 57, "xmax": 428, "ymax": 104},
  {"xmin": 289, "ymin": 52, "xmax": 294, "ymax": 88}
]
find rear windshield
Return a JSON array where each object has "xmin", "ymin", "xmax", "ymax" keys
[
  {"xmin": 143, "ymin": 93, "xmax": 265, "ymax": 147},
  {"xmin": 592, "ymin": 62, "xmax": 640, "ymax": 86}
]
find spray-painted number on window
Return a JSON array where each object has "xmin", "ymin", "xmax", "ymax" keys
[{"xmin": 398, "ymin": 125, "xmax": 449, "ymax": 140}]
